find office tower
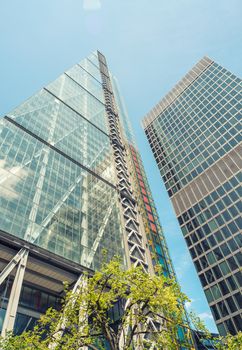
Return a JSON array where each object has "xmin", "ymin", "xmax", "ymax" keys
[
  {"xmin": 142, "ymin": 57, "xmax": 242, "ymax": 336},
  {"xmin": 0, "ymin": 51, "xmax": 189, "ymax": 346}
]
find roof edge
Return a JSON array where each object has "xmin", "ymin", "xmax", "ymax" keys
[{"xmin": 141, "ymin": 56, "xmax": 214, "ymax": 129}]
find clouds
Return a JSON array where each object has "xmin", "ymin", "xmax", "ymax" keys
[
  {"xmin": 175, "ymin": 252, "xmax": 192, "ymax": 279},
  {"xmin": 198, "ymin": 312, "xmax": 214, "ymax": 320},
  {"xmin": 0, "ymin": 159, "xmax": 29, "ymax": 199},
  {"xmin": 83, "ymin": 0, "xmax": 101, "ymax": 11},
  {"xmin": 185, "ymin": 298, "xmax": 195, "ymax": 310}
]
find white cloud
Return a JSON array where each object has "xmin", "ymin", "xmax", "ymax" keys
[
  {"xmin": 0, "ymin": 159, "xmax": 29, "ymax": 199},
  {"xmin": 198, "ymin": 312, "xmax": 213, "ymax": 320},
  {"xmin": 185, "ymin": 298, "xmax": 195, "ymax": 310},
  {"xmin": 83, "ymin": 0, "xmax": 101, "ymax": 11},
  {"xmin": 175, "ymin": 252, "xmax": 192, "ymax": 279}
]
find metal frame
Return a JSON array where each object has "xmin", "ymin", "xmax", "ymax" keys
[{"xmin": 0, "ymin": 247, "xmax": 29, "ymax": 336}]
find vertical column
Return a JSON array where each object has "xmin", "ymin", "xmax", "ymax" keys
[{"xmin": 97, "ymin": 52, "xmax": 149, "ymax": 272}]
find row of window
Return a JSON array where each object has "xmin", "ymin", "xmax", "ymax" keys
[
  {"xmin": 199, "ymin": 254, "xmax": 241, "ymax": 290},
  {"xmin": 130, "ymin": 146, "xmax": 172, "ymax": 276},
  {"xmin": 179, "ymin": 175, "xmax": 241, "ymax": 224},
  {"xmin": 217, "ymin": 314, "xmax": 242, "ymax": 336}
]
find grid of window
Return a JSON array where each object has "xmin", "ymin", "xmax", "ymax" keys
[
  {"xmin": 46, "ymin": 73, "xmax": 106, "ymax": 128},
  {"xmin": 146, "ymin": 63, "xmax": 241, "ymax": 197},
  {"xmin": 7, "ymin": 89, "xmax": 113, "ymax": 183},
  {"xmin": 78, "ymin": 56, "xmax": 102, "ymax": 83},
  {"xmin": 0, "ymin": 280, "xmax": 61, "ymax": 334},
  {"xmin": 177, "ymin": 174, "xmax": 242, "ymax": 334},
  {"xmin": 66, "ymin": 64, "xmax": 104, "ymax": 103}
]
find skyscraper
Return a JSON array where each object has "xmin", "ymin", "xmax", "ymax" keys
[
  {"xmin": 142, "ymin": 57, "xmax": 242, "ymax": 336},
  {"xmin": 0, "ymin": 51, "xmax": 189, "ymax": 345}
]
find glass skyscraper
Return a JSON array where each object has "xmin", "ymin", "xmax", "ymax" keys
[
  {"xmin": 0, "ymin": 51, "xmax": 190, "ymax": 346},
  {"xmin": 142, "ymin": 57, "xmax": 242, "ymax": 336}
]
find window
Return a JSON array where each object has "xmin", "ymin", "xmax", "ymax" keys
[
  {"xmin": 185, "ymin": 236, "xmax": 192, "ymax": 247},
  {"xmin": 202, "ymin": 224, "xmax": 211, "ymax": 235},
  {"xmin": 208, "ymin": 235, "xmax": 216, "ymax": 247},
  {"xmin": 194, "ymin": 260, "xmax": 201, "ymax": 272},
  {"xmin": 199, "ymin": 273, "xmax": 207, "ymax": 287},
  {"xmin": 139, "ymin": 180, "xmax": 145, "ymax": 188},
  {"xmin": 234, "ymin": 234, "xmax": 242, "ymax": 248},
  {"xmin": 150, "ymin": 223, "xmax": 157, "ymax": 233},
  {"xmin": 213, "ymin": 247, "xmax": 223, "ymax": 260},
  {"xmin": 211, "ymin": 284, "xmax": 222, "ymax": 299},
  {"xmin": 220, "ymin": 243, "xmax": 231, "ymax": 257},
  {"xmin": 225, "ymin": 319, "xmax": 236, "ymax": 335},
  {"xmin": 141, "ymin": 188, "xmax": 147, "ymax": 195},
  {"xmin": 219, "ymin": 261, "xmax": 230, "ymax": 276},
  {"xmin": 190, "ymin": 247, "xmax": 196, "ymax": 259},
  {"xmin": 221, "ymin": 226, "xmax": 230, "ymax": 238},
  {"xmin": 211, "ymin": 304, "xmax": 220, "ymax": 321},
  {"xmin": 205, "ymin": 288, "xmax": 214, "ymax": 303},
  {"xmin": 226, "ymin": 256, "xmax": 238, "ymax": 271},
  {"xmin": 195, "ymin": 243, "xmax": 203, "ymax": 255},
  {"xmin": 191, "ymin": 232, "xmax": 198, "ymax": 243},
  {"xmin": 201, "ymin": 239, "xmax": 210, "ymax": 251},
  {"xmin": 228, "ymin": 221, "xmax": 239, "ymax": 234},
  {"xmin": 219, "ymin": 281, "xmax": 229, "ymax": 295},
  {"xmin": 200, "ymin": 256, "xmax": 209, "ymax": 269},
  {"xmin": 234, "ymin": 293, "xmax": 242, "ymax": 309},
  {"xmin": 233, "ymin": 315, "xmax": 242, "ymax": 332},
  {"xmin": 148, "ymin": 213, "xmax": 154, "ymax": 222},
  {"xmin": 217, "ymin": 323, "xmax": 226, "ymax": 336},
  {"xmin": 227, "ymin": 239, "xmax": 238, "ymax": 251},
  {"xmin": 218, "ymin": 300, "xmax": 229, "ymax": 317},
  {"xmin": 207, "ymin": 251, "xmax": 216, "ymax": 265},
  {"xmin": 214, "ymin": 231, "xmax": 223, "ymax": 243},
  {"xmin": 212, "ymin": 266, "xmax": 222, "ymax": 279},
  {"xmin": 226, "ymin": 296, "xmax": 237, "ymax": 313},
  {"xmin": 234, "ymin": 271, "xmax": 242, "ymax": 287},
  {"xmin": 205, "ymin": 269, "xmax": 215, "ymax": 284},
  {"xmin": 208, "ymin": 219, "xmax": 218, "ymax": 232}
]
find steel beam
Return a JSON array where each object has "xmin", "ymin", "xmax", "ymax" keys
[
  {"xmin": 1, "ymin": 248, "xmax": 29, "ymax": 336},
  {"xmin": 0, "ymin": 248, "xmax": 27, "ymax": 286}
]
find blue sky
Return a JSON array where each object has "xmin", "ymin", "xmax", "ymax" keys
[{"xmin": 1, "ymin": 0, "xmax": 241, "ymax": 332}]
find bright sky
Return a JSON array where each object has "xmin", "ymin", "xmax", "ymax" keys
[{"xmin": 1, "ymin": 0, "xmax": 241, "ymax": 333}]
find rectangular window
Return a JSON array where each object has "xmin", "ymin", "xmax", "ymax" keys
[
  {"xmin": 141, "ymin": 188, "xmax": 147, "ymax": 195},
  {"xmin": 150, "ymin": 223, "xmax": 157, "ymax": 233},
  {"xmin": 148, "ymin": 213, "xmax": 154, "ymax": 222}
]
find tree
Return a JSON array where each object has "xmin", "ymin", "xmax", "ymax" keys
[
  {"xmin": 217, "ymin": 332, "xmax": 242, "ymax": 350},
  {"xmin": 0, "ymin": 259, "xmax": 191, "ymax": 350},
  {"xmin": 189, "ymin": 310, "xmax": 242, "ymax": 350}
]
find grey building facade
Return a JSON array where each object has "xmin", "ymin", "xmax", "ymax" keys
[{"xmin": 142, "ymin": 57, "xmax": 242, "ymax": 336}]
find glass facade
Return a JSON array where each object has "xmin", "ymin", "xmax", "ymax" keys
[
  {"xmin": 0, "ymin": 52, "xmax": 124, "ymax": 271},
  {"xmin": 143, "ymin": 57, "xmax": 242, "ymax": 335}
]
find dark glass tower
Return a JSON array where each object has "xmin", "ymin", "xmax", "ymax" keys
[
  {"xmin": 142, "ymin": 57, "xmax": 242, "ymax": 336},
  {"xmin": 0, "ymin": 51, "xmax": 190, "ymax": 346}
]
